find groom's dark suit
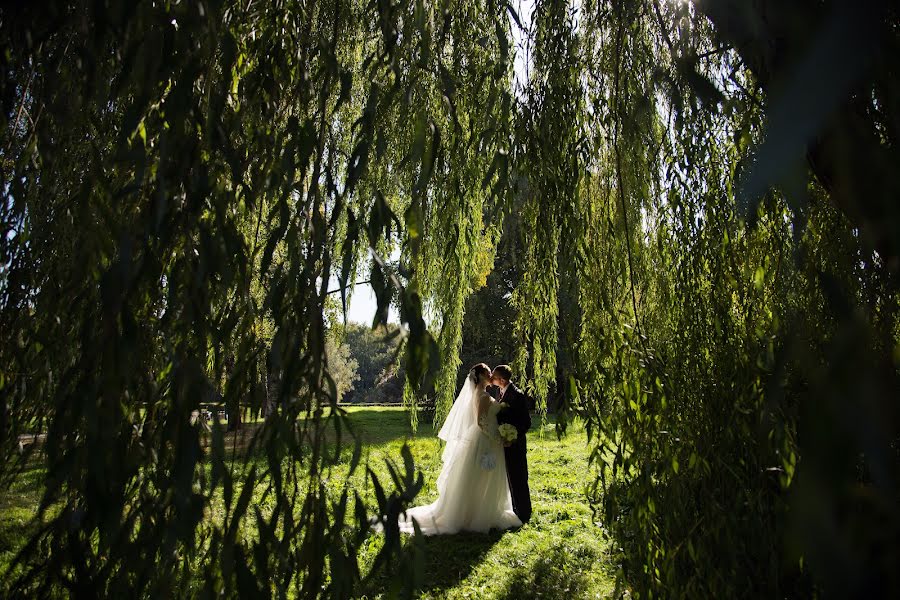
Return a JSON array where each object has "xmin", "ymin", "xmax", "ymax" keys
[{"xmin": 493, "ymin": 382, "xmax": 533, "ymax": 523}]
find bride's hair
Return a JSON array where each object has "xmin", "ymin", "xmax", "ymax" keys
[{"xmin": 468, "ymin": 363, "xmax": 491, "ymax": 384}]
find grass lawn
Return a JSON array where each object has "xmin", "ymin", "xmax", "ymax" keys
[
  {"xmin": 341, "ymin": 407, "xmax": 615, "ymax": 599},
  {"xmin": 0, "ymin": 406, "xmax": 616, "ymax": 598}
]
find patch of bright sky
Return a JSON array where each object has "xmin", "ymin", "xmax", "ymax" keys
[
  {"xmin": 511, "ymin": 0, "xmax": 536, "ymax": 98},
  {"xmin": 341, "ymin": 278, "xmax": 400, "ymax": 325},
  {"xmin": 327, "ymin": 248, "xmax": 401, "ymax": 326}
]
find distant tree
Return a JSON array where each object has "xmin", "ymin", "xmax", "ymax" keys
[
  {"xmin": 325, "ymin": 333, "xmax": 359, "ymax": 403},
  {"xmin": 368, "ymin": 362, "xmax": 407, "ymax": 404},
  {"xmin": 341, "ymin": 323, "xmax": 402, "ymax": 402}
]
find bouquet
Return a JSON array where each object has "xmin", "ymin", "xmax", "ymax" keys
[
  {"xmin": 498, "ymin": 423, "xmax": 518, "ymax": 445},
  {"xmin": 479, "ymin": 451, "xmax": 497, "ymax": 470}
]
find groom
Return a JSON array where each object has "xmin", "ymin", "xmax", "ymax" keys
[{"xmin": 490, "ymin": 365, "xmax": 533, "ymax": 524}]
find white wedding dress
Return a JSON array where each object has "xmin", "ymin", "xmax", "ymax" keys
[{"xmin": 397, "ymin": 379, "xmax": 522, "ymax": 535}]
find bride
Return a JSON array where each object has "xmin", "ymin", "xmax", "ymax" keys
[{"xmin": 397, "ymin": 363, "xmax": 522, "ymax": 535}]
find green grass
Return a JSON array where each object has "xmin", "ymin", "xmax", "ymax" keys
[
  {"xmin": 344, "ymin": 407, "xmax": 616, "ymax": 599},
  {"xmin": 0, "ymin": 451, "xmax": 46, "ymax": 584},
  {"xmin": 0, "ymin": 407, "xmax": 616, "ymax": 598}
]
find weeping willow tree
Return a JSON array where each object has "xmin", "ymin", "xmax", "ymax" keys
[
  {"xmin": 1, "ymin": 0, "xmax": 898, "ymax": 597},
  {"xmin": 0, "ymin": 0, "xmax": 512, "ymax": 596},
  {"xmin": 542, "ymin": 0, "xmax": 899, "ymax": 597},
  {"xmin": 510, "ymin": 0, "xmax": 898, "ymax": 596}
]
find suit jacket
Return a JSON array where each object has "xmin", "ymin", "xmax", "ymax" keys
[{"xmin": 495, "ymin": 382, "xmax": 532, "ymax": 439}]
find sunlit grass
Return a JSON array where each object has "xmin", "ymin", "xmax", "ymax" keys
[
  {"xmin": 345, "ymin": 406, "xmax": 616, "ymax": 599},
  {"xmin": 0, "ymin": 406, "xmax": 615, "ymax": 598}
]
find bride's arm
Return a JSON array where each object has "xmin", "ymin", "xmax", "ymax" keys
[{"xmin": 476, "ymin": 393, "xmax": 501, "ymax": 442}]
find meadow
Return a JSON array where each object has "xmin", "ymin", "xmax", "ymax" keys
[{"xmin": 1, "ymin": 407, "xmax": 615, "ymax": 599}]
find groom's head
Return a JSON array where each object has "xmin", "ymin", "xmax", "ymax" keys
[{"xmin": 491, "ymin": 365, "xmax": 512, "ymax": 388}]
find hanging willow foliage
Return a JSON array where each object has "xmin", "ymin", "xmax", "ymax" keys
[
  {"xmin": 564, "ymin": 1, "xmax": 899, "ymax": 597},
  {"xmin": 0, "ymin": 0, "xmax": 513, "ymax": 596},
  {"xmin": 503, "ymin": 0, "xmax": 898, "ymax": 597},
  {"xmin": 1, "ymin": 0, "xmax": 898, "ymax": 597}
]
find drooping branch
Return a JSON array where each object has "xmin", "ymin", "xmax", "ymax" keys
[{"xmin": 698, "ymin": 0, "xmax": 900, "ymax": 273}]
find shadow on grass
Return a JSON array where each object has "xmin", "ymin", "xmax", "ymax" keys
[
  {"xmin": 0, "ymin": 449, "xmax": 48, "ymax": 510},
  {"xmin": 365, "ymin": 527, "xmax": 605, "ymax": 598},
  {"xmin": 362, "ymin": 529, "xmax": 504, "ymax": 598},
  {"xmin": 342, "ymin": 408, "xmax": 435, "ymax": 446},
  {"xmin": 491, "ymin": 539, "xmax": 601, "ymax": 600},
  {"xmin": 0, "ymin": 456, "xmax": 48, "ymax": 575},
  {"xmin": 416, "ymin": 530, "xmax": 504, "ymax": 596}
]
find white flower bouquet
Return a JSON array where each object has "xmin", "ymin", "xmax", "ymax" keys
[
  {"xmin": 498, "ymin": 423, "xmax": 518, "ymax": 445},
  {"xmin": 479, "ymin": 451, "xmax": 497, "ymax": 470}
]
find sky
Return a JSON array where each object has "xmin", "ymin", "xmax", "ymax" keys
[
  {"xmin": 339, "ymin": 279, "xmax": 400, "ymax": 325},
  {"xmin": 511, "ymin": 0, "xmax": 535, "ymax": 95},
  {"xmin": 329, "ymin": 247, "xmax": 401, "ymax": 325}
]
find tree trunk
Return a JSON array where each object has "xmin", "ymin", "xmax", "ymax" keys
[
  {"xmin": 265, "ymin": 360, "xmax": 278, "ymax": 420},
  {"xmin": 225, "ymin": 354, "xmax": 241, "ymax": 432}
]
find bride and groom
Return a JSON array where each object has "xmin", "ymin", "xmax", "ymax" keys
[{"xmin": 397, "ymin": 363, "xmax": 533, "ymax": 535}]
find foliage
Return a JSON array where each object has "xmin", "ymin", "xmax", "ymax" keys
[
  {"xmin": 326, "ymin": 332, "xmax": 359, "ymax": 402},
  {"xmin": 340, "ymin": 323, "xmax": 402, "ymax": 403},
  {"xmin": 0, "ymin": 0, "xmax": 512, "ymax": 596},
  {"xmin": 561, "ymin": 1, "xmax": 900, "ymax": 597},
  {"xmin": 1, "ymin": 0, "xmax": 898, "ymax": 597}
]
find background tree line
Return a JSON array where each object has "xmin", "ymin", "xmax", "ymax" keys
[{"xmin": 335, "ymin": 322, "xmax": 403, "ymax": 404}]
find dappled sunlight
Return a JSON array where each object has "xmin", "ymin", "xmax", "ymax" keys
[{"xmin": 345, "ymin": 407, "xmax": 614, "ymax": 598}]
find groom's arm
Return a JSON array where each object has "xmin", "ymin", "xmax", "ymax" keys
[
  {"xmin": 514, "ymin": 392, "xmax": 532, "ymax": 434},
  {"xmin": 495, "ymin": 403, "xmax": 518, "ymax": 428},
  {"xmin": 499, "ymin": 391, "xmax": 530, "ymax": 434}
]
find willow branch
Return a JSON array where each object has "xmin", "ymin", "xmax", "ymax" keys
[{"xmin": 612, "ymin": 11, "xmax": 644, "ymax": 340}]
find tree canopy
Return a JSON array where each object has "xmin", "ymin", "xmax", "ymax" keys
[{"xmin": 1, "ymin": 0, "xmax": 897, "ymax": 597}]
